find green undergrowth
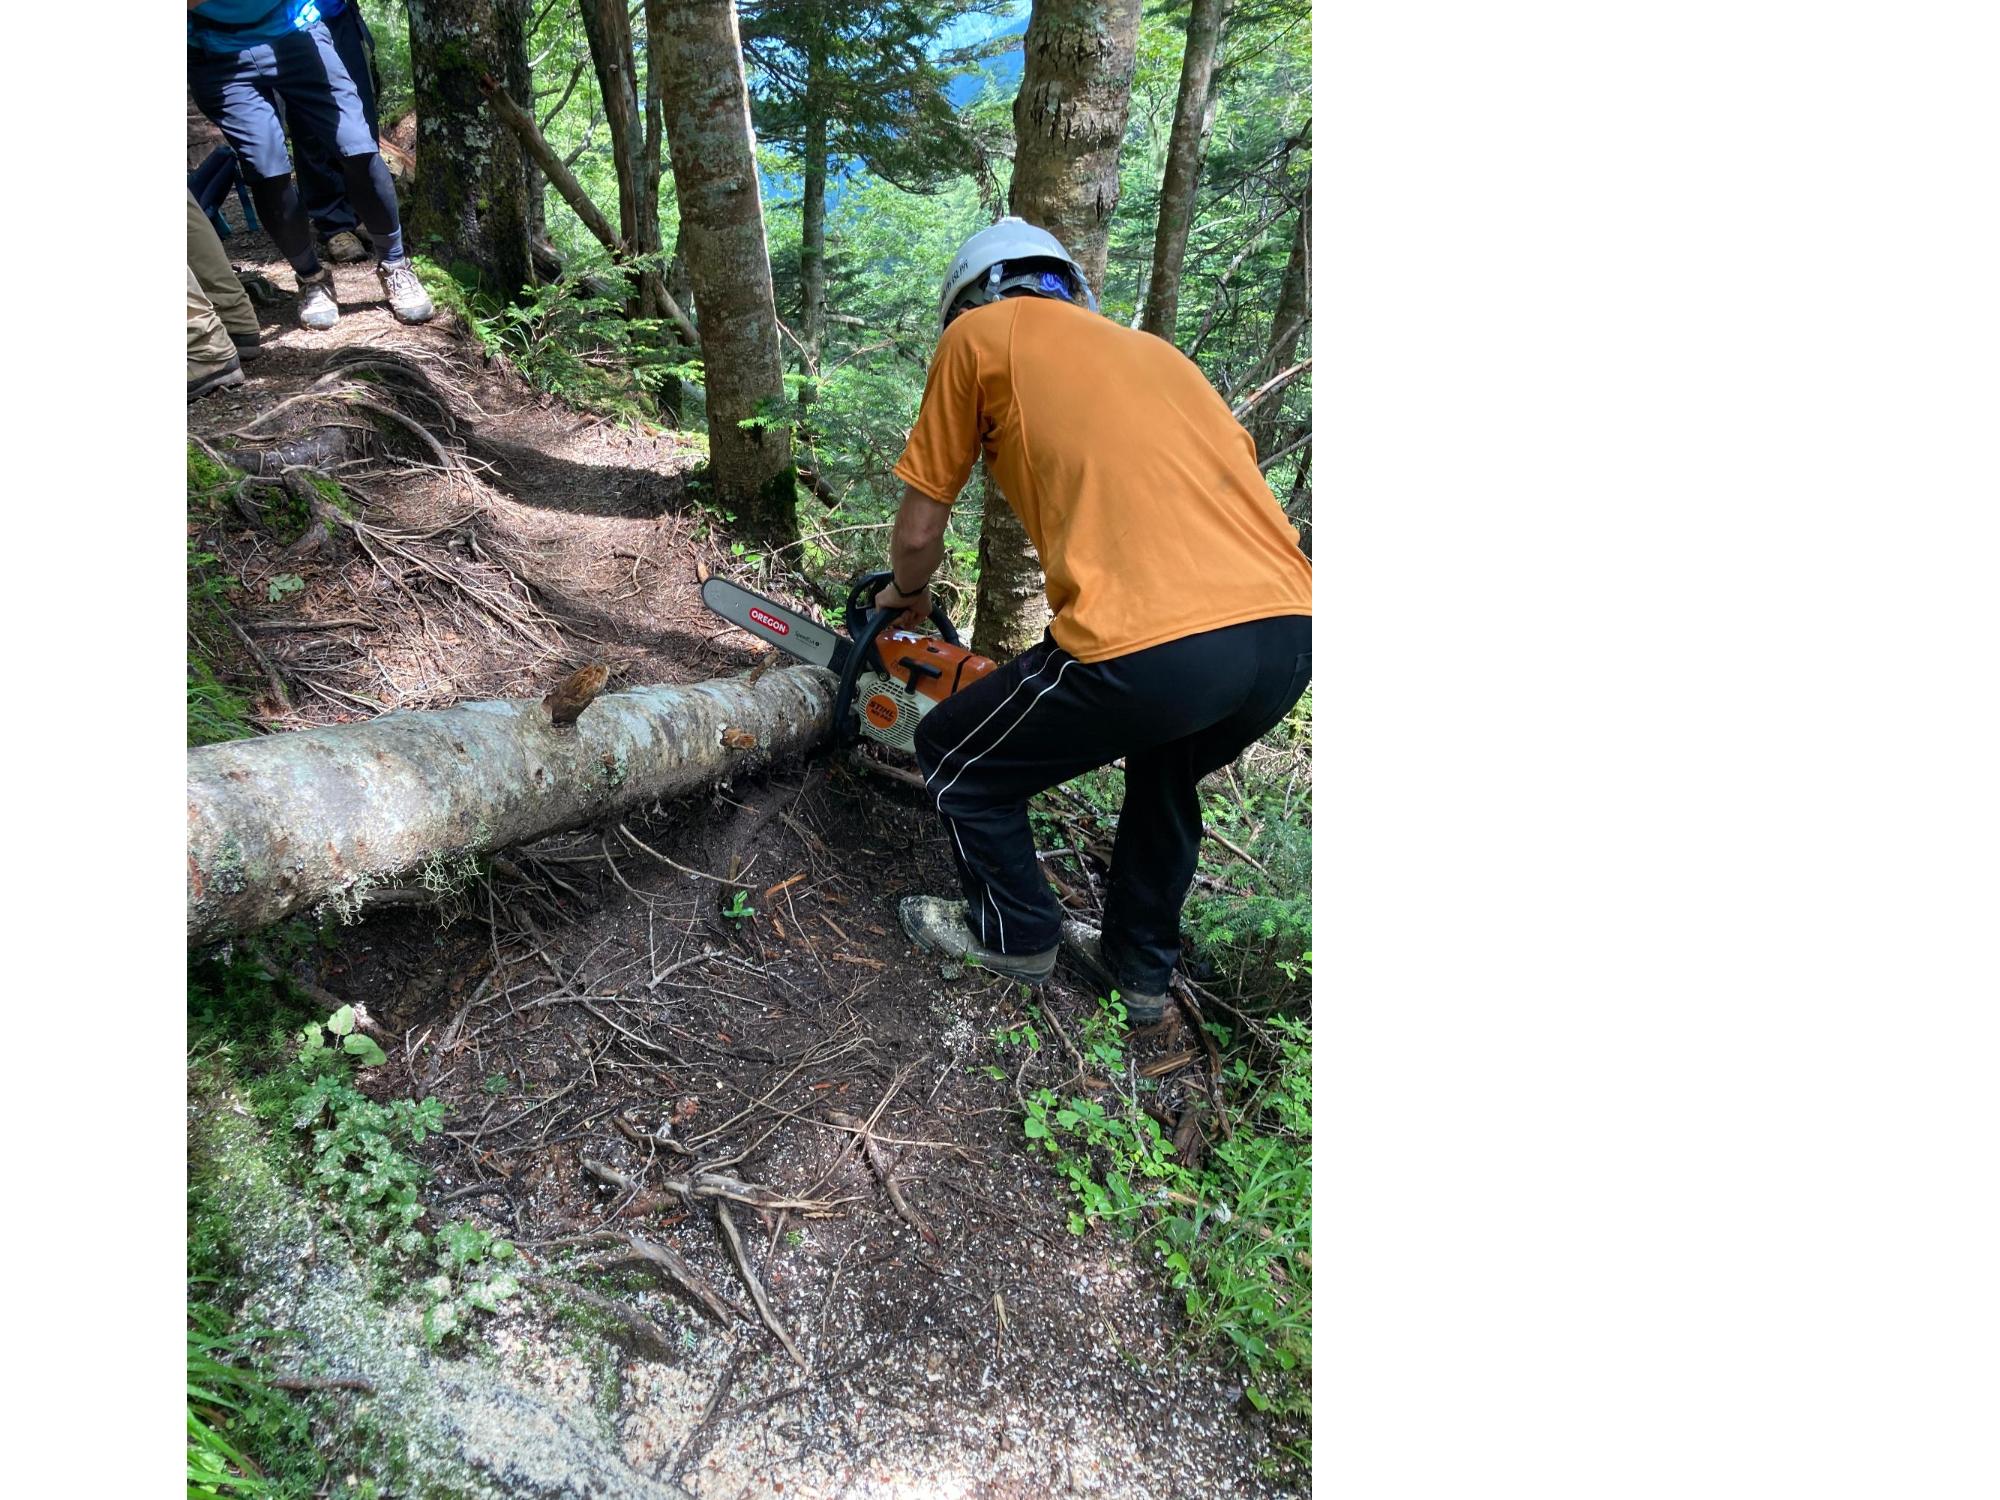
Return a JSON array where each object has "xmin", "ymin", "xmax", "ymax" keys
[
  {"xmin": 1010, "ymin": 995, "xmax": 1312, "ymax": 1451},
  {"xmin": 1013, "ymin": 694, "xmax": 1314, "ymax": 1468},
  {"xmin": 187, "ymin": 443, "xmax": 363, "ymax": 747},
  {"xmin": 187, "ymin": 1302, "xmax": 316, "ymax": 1498},
  {"xmin": 414, "ymin": 255, "xmax": 693, "ymax": 426},
  {"xmin": 188, "ymin": 941, "xmax": 520, "ymax": 1494}
]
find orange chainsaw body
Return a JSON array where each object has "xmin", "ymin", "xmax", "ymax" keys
[{"xmin": 856, "ymin": 630, "xmax": 998, "ymax": 750}]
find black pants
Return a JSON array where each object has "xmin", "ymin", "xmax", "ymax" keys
[
  {"xmin": 292, "ymin": 3, "xmax": 378, "ymax": 238},
  {"xmin": 913, "ymin": 614, "xmax": 1311, "ymax": 994}
]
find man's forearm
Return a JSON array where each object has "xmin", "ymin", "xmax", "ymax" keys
[{"xmin": 887, "ymin": 485, "xmax": 949, "ymax": 596}]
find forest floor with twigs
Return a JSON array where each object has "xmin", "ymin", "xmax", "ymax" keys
[{"xmin": 187, "ymin": 211, "xmax": 1306, "ymax": 1500}]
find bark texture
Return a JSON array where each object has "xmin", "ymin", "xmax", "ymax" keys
[
  {"xmin": 649, "ymin": 0, "xmax": 799, "ymax": 547},
  {"xmin": 973, "ymin": 0, "xmax": 1143, "ymax": 660},
  {"xmin": 187, "ymin": 667, "xmax": 835, "ymax": 945},
  {"xmin": 1009, "ymin": 0, "xmax": 1143, "ymax": 289},
  {"xmin": 407, "ymin": 0, "xmax": 533, "ymax": 299},
  {"xmin": 1139, "ymin": 0, "xmax": 1232, "ymax": 342}
]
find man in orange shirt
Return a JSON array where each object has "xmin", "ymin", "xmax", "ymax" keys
[{"xmin": 886, "ymin": 219, "xmax": 1312, "ymax": 1023}]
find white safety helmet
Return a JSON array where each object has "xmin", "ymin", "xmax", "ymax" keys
[{"xmin": 935, "ymin": 216, "xmax": 1097, "ymax": 331}]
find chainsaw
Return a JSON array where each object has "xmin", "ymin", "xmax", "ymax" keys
[{"xmin": 701, "ymin": 569, "xmax": 997, "ymax": 755}]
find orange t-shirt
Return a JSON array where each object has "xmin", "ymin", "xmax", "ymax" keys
[{"xmin": 892, "ymin": 296, "xmax": 1313, "ymax": 663}]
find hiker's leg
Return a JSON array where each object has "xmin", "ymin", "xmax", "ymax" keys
[
  {"xmin": 1100, "ymin": 615, "xmax": 1313, "ymax": 993},
  {"xmin": 187, "ymin": 264, "xmax": 237, "ymax": 375},
  {"xmin": 187, "ymin": 192, "xmax": 257, "ymax": 342},
  {"xmin": 189, "ymin": 43, "xmax": 322, "ymax": 278},
  {"xmin": 291, "ymin": 119, "xmax": 356, "ymax": 239},
  {"xmin": 189, "ymin": 148, "xmax": 233, "ymax": 212},
  {"xmin": 329, "ymin": 1, "xmax": 381, "ymax": 138},
  {"xmin": 913, "ymin": 638, "xmax": 1088, "ymax": 957},
  {"xmin": 274, "ymin": 24, "xmax": 406, "ymax": 262}
]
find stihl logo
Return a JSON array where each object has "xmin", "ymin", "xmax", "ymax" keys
[{"xmin": 748, "ymin": 608, "xmax": 789, "ymax": 636}]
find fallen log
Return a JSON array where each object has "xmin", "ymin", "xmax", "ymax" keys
[{"xmin": 187, "ymin": 665, "xmax": 836, "ymax": 946}]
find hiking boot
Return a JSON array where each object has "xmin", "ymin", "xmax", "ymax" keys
[
  {"xmin": 378, "ymin": 258, "xmax": 435, "ymax": 324},
  {"xmin": 296, "ymin": 270, "xmax": 339, "ymax": 331},
  {"xmin": 1059, "ymin": 919, "xmax": 1169, "ymax": 1024},
  {"xmin": 188, "ymin": 357, "xmax": 246, "ymax": 403},
  {"xmin": 898, "ymin": 896, "xmax": 1057, "ymax": 984},
  {"xmin": 230, "ymin": 329, "xmax": 263, "ymax": 361},
  {"xmin": 321, "ymin": 229, "xmax": 370, "ymax": 263}
]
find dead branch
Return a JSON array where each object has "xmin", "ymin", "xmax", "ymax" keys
[
  {"xmin": 523, "ymin": 1276, "xmax": 679, "ymax": 1362},
  {"xmin": 1203, "ymin": 826, "xmax": 1272, "ymax": 879},
  {"xmin": 270, "ymin": 1375, "xmax": 375, "ymax": 1394},
  {"xmin": 1258, "ymin": 427, "xmax": 1312, "ymax": 473},
  {"xmin": 714, "ymin": 1199, "xmax": 809, "ymax": 1373},
  {"xmin": 582, "ymin": 1232, "xmax": 737, "ymax": 1326},
  {"xmin": 479, "ymin": 75, "xmax": 700, "ymax": 348},
  {"xmin": 1231, "ymin": 357, "xmax": 1313, "ymax": 421},
  {"xmin": 613, "ymin": 1111, "xmax": 695, "ymax": 1158},
  {"xmin": 618, "ymin": 822, "xmax": 753, "ymax": 887},
  {"xmin": 222, "ymin": 611, "xmax": 293, "ymax": 711},
  {"xmin": 827, "ymin": 1110, "xmax": 936, "ymax": 1244}
]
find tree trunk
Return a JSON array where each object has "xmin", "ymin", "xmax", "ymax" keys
[
  {"xmin": 407, "ymin": 0, "xmax": 533, "ymax": 299},
  {"xmin": 187, "ymin": 666, "xmax": 835, "ymax": 945},
  {"xmin": 972, "ymin": 0, "xmax": 1142, "ymax": 660},
  {"xmin": 1249, "ymin": 194, "xmax": 1309, "ymax": 459},
  {"xmin": 1009, "ymin": 0, "xmax": 1143, "ymax": 290},
  {"xmin": 798, "ymin": 48, "xmax": 829, "ymax": 365},
  {"xmin": 580, "ymin": 0, "xmax": 667, "ymax": 318},
  {"xmin": 579, "ymin": 0, "xmax": 642, "ymax": 248},
  {"xmin": 649, "ymin": 0, "xmax": 798, "ymax": 548},
  {"xmin": 502, "ymin": 2, "xmax": 539, "ymax": 246},
  {"xmin": 1139, "ymin": 0, "xmax": 1231, "ymax": 342},
  {"xmin": 640, "ymin": 3, "xmax": 669, "ymax": 319}
]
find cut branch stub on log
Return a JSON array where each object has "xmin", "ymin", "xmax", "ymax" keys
[{"xmin": 187, "ymin": 665, "xmax": 837, "ymax": 945}]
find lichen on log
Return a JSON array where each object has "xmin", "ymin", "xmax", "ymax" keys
[{"xmin": 188, "ymin": 665, "xmax": 835, "ymax": 945}]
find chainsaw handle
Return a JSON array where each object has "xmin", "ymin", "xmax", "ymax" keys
[
  {"xmin": 832, "ymin": 571, "xmax": 959, "ymax": 749},
  {"xmin": 842, "ymin": 569, "xmax": 961, "ymax": 652}
]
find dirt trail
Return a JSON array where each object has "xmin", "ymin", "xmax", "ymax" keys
[{"xmin": 189, "ymin": 230, "xmax": 1304, "ymax": 1497}]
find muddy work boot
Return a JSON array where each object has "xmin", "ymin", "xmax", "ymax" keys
[
  {"xmin": 1059, "ymin": 919, "xmax": 1170, "ymax": 1024},
  {"xmin": 898, "ymin": 896, "xmax": 1057, "ymax": 984},
  {"xmin": 296, "ymin": 269, "xmax": 339, "ymax": 331},
  {"xmin": 378, "ymin": 258, "xmax": 435, "ymax": 324},
  {"xmin": 320, "ymin": 229, "xmax": 370, "ymax": 263}
]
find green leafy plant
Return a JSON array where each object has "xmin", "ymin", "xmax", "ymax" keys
[
  {"xmin": 722, "ymin": 889, "xmax": 756, "ymax": 922},
  {"xmin": 413, "ymin": 255, "xmax": 687, "ymax": 425},
  {"xmin": 1012, "ymin": 999, "xmax": 1312, "ymax": 1427},
  {"xmin": 301, "ymin": 1005, "xmax": 388, "ymax": 1069}
]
